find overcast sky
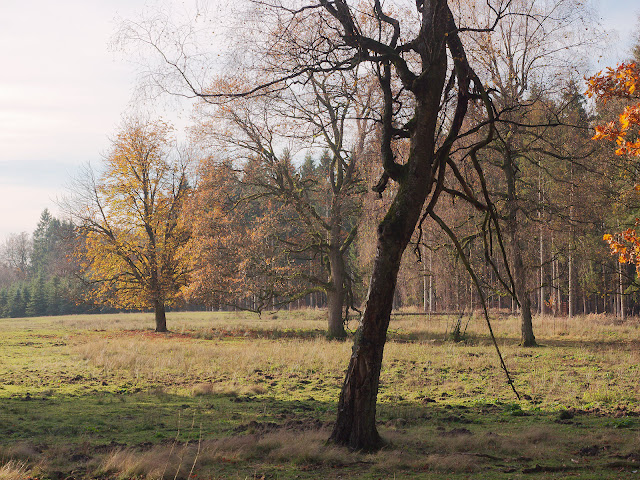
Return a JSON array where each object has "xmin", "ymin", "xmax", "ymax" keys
[{"xmin": 0, "ymin": 0, "xmax": 639, "ymax": 242}]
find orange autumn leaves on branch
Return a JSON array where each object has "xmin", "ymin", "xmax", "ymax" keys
[
  {"xmin": 588, "ymin": 63, "xmax": 640, "ymax": 270},
  {"xmin": 603, "ymin": 229, "xmax": 640, "ymax": 266},
  {"xmin": 587, "ymin": 62, "xmax": 640, "ymax": 156}
]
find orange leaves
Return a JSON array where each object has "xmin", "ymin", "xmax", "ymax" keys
[
  {"xmin": 591, "ymin": 121, "xmax": 619, "ymax": 142},
  {"xmin": 604, "ymin": 224, "xmax": 640, "ymax": 271},
  {"xmin": 587, "ymin": 62, "xmax": 640, "ymax": 157},
  {"xmin": 594, "ymin": 63, "xmax": 640, "ymax": 269},
  {"xmin": 586, "ymin": 63, "xmax": 640, "ymax": 100}
]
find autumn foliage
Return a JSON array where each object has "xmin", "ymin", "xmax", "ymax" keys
[
  {"xmin": 72, "ymin": 119, "xmax": 191, "ymax": 331},
  {"xmin": 587, "ymin": 62, "xmax": 640, "ymax": 156},
  {"xmin": 180, "ymin": 158, "xmax": 298, "ymax": 311},
  {"xmin": 588, "ymin": 63, "xmax": 640, "ymax": 270}
]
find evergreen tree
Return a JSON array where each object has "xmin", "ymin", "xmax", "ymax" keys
[
  {"xmin": 26, "ymin": 275, "xmax": 47, "ymax": 317},
  {"xmin": 0, "ymin": 287, "xmax": 8, "ymax": 318},
  {"xmin": 31, "ymin": 209, "xmax": 54, "ymax": 275},
  {"xmin": 45, "ymin": 277, "xmax": 61, "ymax": 316},
  {"xmin": 7, "ymin": 287, "xmax": 25, "ymax": 318},
  {"xmin": 299, "ymin": 152, "xmax": 317, "ymax": 179}
]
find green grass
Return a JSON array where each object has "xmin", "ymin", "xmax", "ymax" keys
[{"xmin": 0, "ymin": 311, "xmax": 639, "ymax": 478}]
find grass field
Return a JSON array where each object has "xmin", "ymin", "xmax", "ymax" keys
[{"xmin": 0, "ymin": 310, "xmax": 639, "ymax": 479}]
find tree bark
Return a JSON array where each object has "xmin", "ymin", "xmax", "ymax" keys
[
  {"xmin": 510, "ymin": 228, "xmax": 536, "ymax": 346},
  {"xmin": 329, "ymin": 84, "xmax": 444, "ymax": 449},
  {"xmin": 504, "ymin": 150, "xmax": 536, "ymax": 347},
  {"xmin": 329, "ymin": 186, "xmax": 424, "ymax": 450},
  {"xmin": 154, "ymin": 299, "xmax": 167, "ymax": 332},
  {"xmin": 539, "ymin": 162, "xmax": 544, "ymax": 315},
  {"xmin": 326, "ymin": 189, "xmax": 348, "ymax": 338},
  {"xmin": 619, "ymin": 260, "xmax": 625, "ymax": 320},
  {"xmin": 327, "ymin": 247, "xmax": 347, "ymax": 338}
]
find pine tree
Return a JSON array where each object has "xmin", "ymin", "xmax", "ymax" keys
[
  {"xmin": 26, "ymin": 275, "xmax": 47, "ymax": 317},
  {"xmin": 0, "ymin": 287, "xmax": 8, "ymax": 318},
  {"xmin": 45, "ymin": 277, "xmax": 61, "ymax": 316},
  {"xmin": 31, "ymin": 209, "xmax": 54, "ymax": 275},
  {"xmin": 7, "ymin": 287, "xmax": 25, "ymax": 318}
]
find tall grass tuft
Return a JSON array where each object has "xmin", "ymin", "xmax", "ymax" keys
[{"xmin": 0, "ymin": 461, "xmax": 31, "ymax": 480}]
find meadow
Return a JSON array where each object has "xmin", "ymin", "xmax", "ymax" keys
[{"xmin": 0, "ymin": 310, "xmax": 639, "ymax": 479}]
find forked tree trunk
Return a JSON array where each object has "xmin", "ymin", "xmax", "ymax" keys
[
  {"xmin": 154, "ymin": 299, "xmax": 167, "ymax": 332},
  {"xmin": 329, "ymin": 97, "xmax": 443, "ymax": 450},
  {"xmin": 509, "ymin": 232, "xmax": 536, "ymax": 346},
  {"xmin": 327, "ymin": 204, "xmax": 348, "ymax": 338},
  {"xmin": 325, "ymin": 0, "xmax": 460, "ymax": 452}
]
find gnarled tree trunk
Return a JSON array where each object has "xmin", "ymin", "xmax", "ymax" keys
[
  {"xmin": 329, "ymin": 182, "xmax": 430, "ymax": 450},
  {"xmin": 330, "ymin": 87, "xmax": 445, "ymax": 449},
  {"xmin": 318, "ymin": 0, "xmax": 488, "ymax": 452}
]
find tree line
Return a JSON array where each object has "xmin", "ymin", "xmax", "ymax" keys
[
  {"xmin": 1, "ymin": 2, "xmax": 638, "ymax": 333},
  {"xmin": 0, "ymin": 210, "xmax": 87, "ymax": 318}
]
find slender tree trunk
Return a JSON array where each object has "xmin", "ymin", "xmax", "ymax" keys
[
  {"xmin": 539, "ymin": 160, "xmax": 544, "ymax": 315},
  {"xmin": 568, "ymin": 248, "xmax": 574, "ymax": 318},
  {"xmin": 154, "ymin": 299, "xmax": 167, "ymax": 332},
  {"xmin": 456, "ymin": 271, "xmax": 461, "ymax": 312},
  {"xmin": 429, "ymin": 248, "xmax": 433, "ymax": 314},
  {"xmin": 422, "ymin": 244, "xmax": 428, "ymax": 313},
  {"xmin": 568, "ymin": 174, "xmax": 574, "ymax": 319},
  {"xmin": 619, "ymin": 260, "xmax": 625, "ymax": 320},
  {"xmin": 551, "ymin": 241, "xmax": 557, "ymax": 316},
  {"xmin": 556, "ymin": 256, "xmax": 561, "ymax": 315},
  {"xmin": 601, "ymin": 263, "xmax": 607, "ymax": 314},
  {"xmin": 504, "ymin": 150, "xmax": 536, "ymax": 346}
]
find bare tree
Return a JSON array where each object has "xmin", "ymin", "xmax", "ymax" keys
[
  {"xmin": 1, "ymin": 232, "xmax": 31, "ymax": 280},
  {"xmin": 191, "ymin": 66, "xmax": 375, "ymax": 337},
  {"xmin": 464, "ymin": 0, "xmax": 601, "ymax": 345}
]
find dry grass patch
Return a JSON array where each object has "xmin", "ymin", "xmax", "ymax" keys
[
  {"xmin": 0, "ymin": 461, "xmax": 31, "ymax": 480},
  {"xmin": 72, "ymin": 335, "xmax": 350, "ymax": 390},
  {"xmin": 98, "ymin": 429, "xmax": 355, "ymax": 479},
  {"xmin": 260, "ymin": 430, "xmax": 350, "ymax": 466},
  {"xmin": 3, "ymin": 442, "xmax": 40, "ymax": 462},
  {"xmin": 100, "ymin": 440, "xmax": 206, "ymax": 480},
  {"xmin": 191, "ymin": 382, "xmax": 266, "ymax": 397}
]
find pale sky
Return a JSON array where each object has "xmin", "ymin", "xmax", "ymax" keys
[{"xmin": 0, "ymin": 0, "xmax": 638, "ymax": 242}]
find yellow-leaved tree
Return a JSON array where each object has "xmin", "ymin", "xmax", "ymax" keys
[{"xmin": 67, "ymin": 118, "xmax": 191, "ymax": 332}]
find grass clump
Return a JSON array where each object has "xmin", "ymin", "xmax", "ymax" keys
[{"xmin": 0, "ymin": 461, "xmax": 31, "ymax": 480}]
